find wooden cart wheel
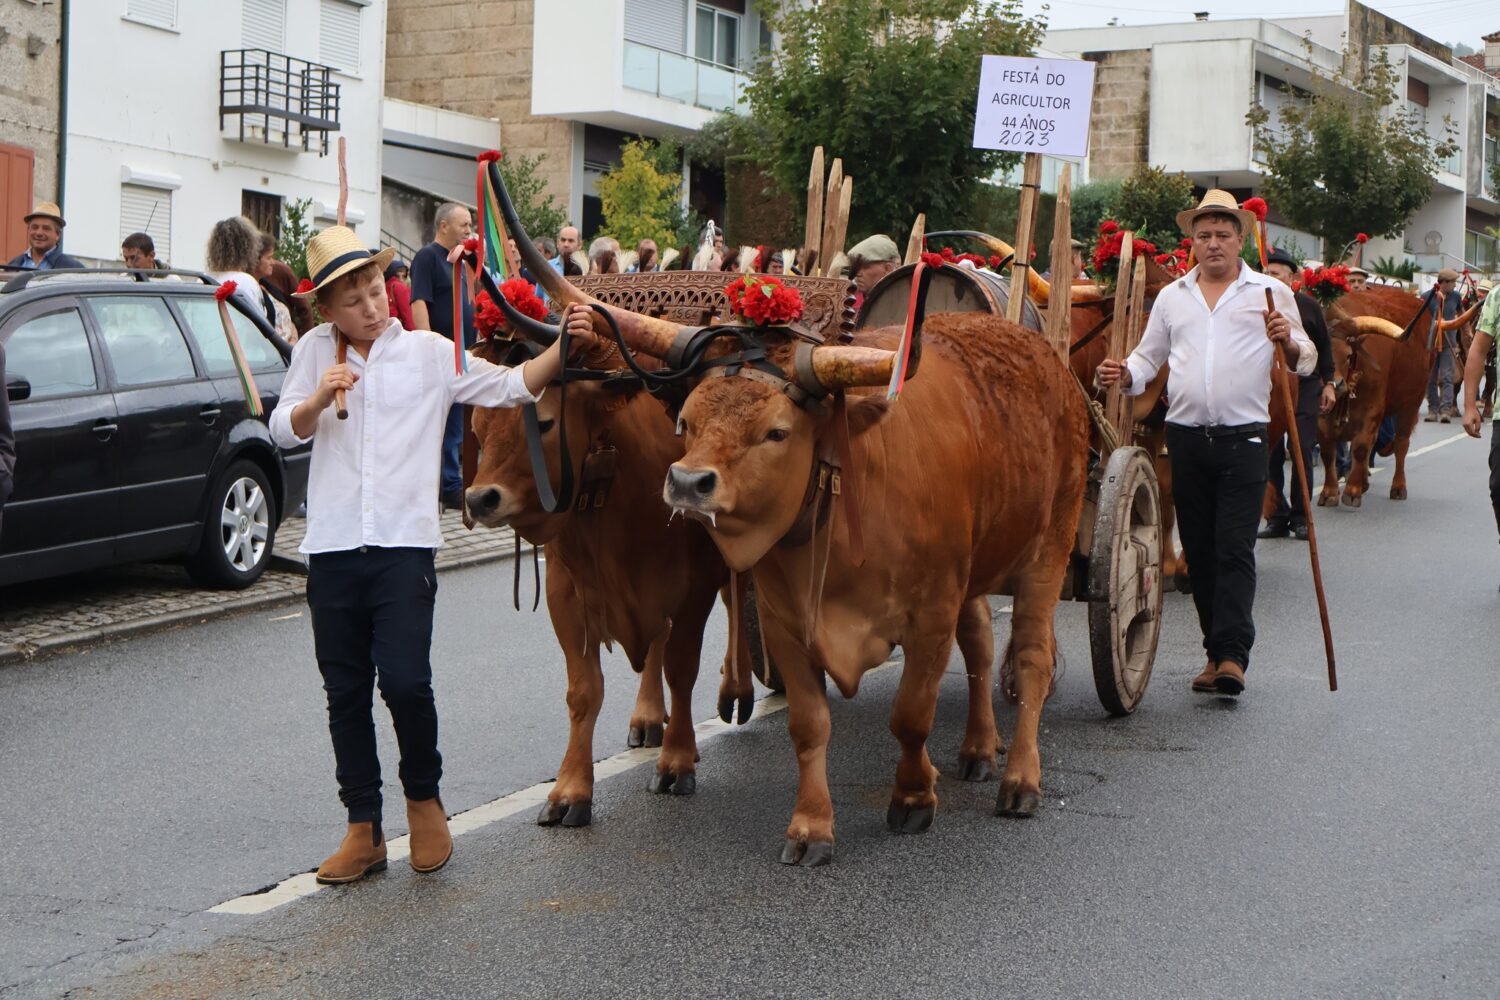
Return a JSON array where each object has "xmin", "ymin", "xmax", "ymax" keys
[
  {"xmin": 741, "ymin": 576, "xmax": 784, "ymax": 693},
  {"xmin": 1087, "ymin": 446, "xmax": 1163, "ymax": 715}
]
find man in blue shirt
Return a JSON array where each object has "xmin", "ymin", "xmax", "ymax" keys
[
  {"xmin": 409, "ymin": 202, "xmax": 474, "ymax": 510},
  {"xmin": 5, "ymin": 202, "xmax": 83, "ymax": 271}
]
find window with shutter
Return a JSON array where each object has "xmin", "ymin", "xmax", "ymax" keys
[
  {"xmin": 320, "ymin": 0, "xmax": 362, "ymax": 73},
  {"xmin": 119, "ymin": 185, "xmax": 173, "ymax": 265},
  {"xmin": 242, "ymin": 0, "xmax": 285, "ymax": 53},
  {"xmin": 625, "ymin": 0, "xmax": 687, "ymax": 53},
  {"xmin": 125, "ymin": 0, "xmax": 177, "ymax": 29}
]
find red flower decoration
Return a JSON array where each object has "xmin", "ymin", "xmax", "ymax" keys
[
  {"xmin": 1179, "ymin": 237, "xmax": 1193, "ymax": 249},
  {"xmin": 1242, "ymin": 197, "xmax": 1268, "ymax": 221},
  {"xmin": 462, "ymin": 237, "xmax": 481, "ymax": 254},
  {"xmin": 477, "ymin": 150, "xmax": 503, "ymax": 163},
  {"xmin": 1355, "ymin": 232, "xmax": 1369, "ymax": 244},
  {"xmin": 1091, "ymin": 235, "xmax": 1157, "ymax": 287},
  {"xmin": 1099, "ymin": 220, "xmax": 1120, "ymax": 235},
  {"xmin": 724, "ymin": 275, "xmax": 804, "ymax": 326},
  {"xmin": 214, "ymin": 280, "xmax": 237, "ymax": 302},
  {"xmin": 295, "ymin": 278, "xmax": 315, "ymax": 295},
  {"xmin": 1301, "ymin": 265, "xmax": 1351, "ymax": 307},
  {"xmin": 475, "ymin": 294, "xmax": 504, "ymax": 339},
  {"xmin": 988, "ymin": 255, "xmax": 1004, "ymax": 269},
  {"xmin": 475, "ymin": 278, "xmax": 549, "ymax": 339},
  {"xmin": 920, "ymin": 251, "xmax": 946, "ymax": 270}
]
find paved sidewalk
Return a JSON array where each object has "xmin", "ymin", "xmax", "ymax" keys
[{"xmin": 0, "ymin": 513, "xmax": 525, "ymax": 665}]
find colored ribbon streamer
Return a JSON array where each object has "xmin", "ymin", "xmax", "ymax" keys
[
  {"xmin": 216, "ymin": 299, "xmax": 264, "ymax": 417},
  {"xmin": 447, "ymin": 243, "xmax": 470, "ymax": 375},
  {"xmin": 888, "ymin": 261, "xmax": 927, "ymax": 400}
]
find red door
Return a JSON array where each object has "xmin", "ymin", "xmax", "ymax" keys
[{"xmin": 0, "ymin": 144, "xmax": 36, "ymax": 262}]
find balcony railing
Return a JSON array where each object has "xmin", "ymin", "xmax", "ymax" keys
[
  {"xmin": 622, "ymin": 40, "xmax": 746, "ymax": 113},
  {"xmin": 220, "ymin": 49, "xmax": 342, "ymax": 156}
]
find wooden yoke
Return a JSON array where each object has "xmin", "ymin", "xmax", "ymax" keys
[
  {"xmin": 1006, "ymin": 154, "xmax": 1042, "ymax": 325},
  {"xmin": 1043, "ymin": 164, "xmax": 1073, "ymax": 361}
]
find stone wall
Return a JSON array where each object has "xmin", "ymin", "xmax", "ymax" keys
[
  {"xmin": 0, "ymin": 0, "xmax": 62, "ymax": 204},
  {"xmin": 1084, "ymin": 49, "xmax": 1150, "ymax": 181},
  {"xmin": 1345, "ymin": 1, "xmax": 1450, "ymax": 69},
  {"xmin": 385, "ymin": 0, "xmax": 574, "ymax": 220}
]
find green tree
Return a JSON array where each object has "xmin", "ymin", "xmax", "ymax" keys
[
  {"xmin": 276, "ymin": 197, "xmax": 313, "ymax": 279},
  {"xmin": 595, "ymin": 139, "xmax": 683, "ymax": 251},
  {"xmin": 1070, "ymin": 178, "xmax": 1122, "ymax": 246},
  {"xmin": 1112, "ymin": 165, "xmax": 1194, "ymax": 245},
  {"xmin": 743, "ymin": 0, "xmax": 1046, "ymax": 242},
  {"xmin": 497, "ymin": 152, "xmax": 567, "ymax": 243},
  {"xmin": 1248, "ymin": 48, "xmax": 1460, "ymax": 263}
]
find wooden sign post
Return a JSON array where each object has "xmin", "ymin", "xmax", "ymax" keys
[{"xmin": 1007, "ymin": 153, "xmax": 1042, "ymax": 325}]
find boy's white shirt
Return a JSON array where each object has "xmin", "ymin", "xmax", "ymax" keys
[{"xmin": 270, "ymin": 319, "xmax": 538, "ymax": 554}]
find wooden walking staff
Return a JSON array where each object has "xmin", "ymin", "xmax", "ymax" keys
[
  {"xmin": 1266, "ymin": 287, "xmax": 1338, "ymax": 691},
  {"xmin": 333, "ymin": 136, "xmax": 351, "ymax": 420},
  {"xmin": 1007, "ymin": 153, "xmax": 1043, "ymax": 324}
]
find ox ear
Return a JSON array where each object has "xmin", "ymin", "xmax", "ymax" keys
[
  {"xmin": 470, "ymin": 338, "xmax": 508, "ymax": 366},
  {"xmin": 842, "ymin": 394, "xmax": 891, "ymax": 439}
]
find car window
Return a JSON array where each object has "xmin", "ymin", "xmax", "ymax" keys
[
  {"xmin": 88, "ymin": 296, "xmax": 197, "ymax": 386},
  {"xmin": 3, "ymin": 307, "xmax": 98, "ymax": 400},
  {"xmin": 176, "ymin": 297, "xmax": 285, "ymax": 376}
]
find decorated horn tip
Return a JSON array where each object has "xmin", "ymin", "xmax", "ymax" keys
[
  {"xmin": 1347, "ymin": 316, "xmax": 1404, "ymax": 339},
  {"xmin": 810, "ymin": 345, "xmax": 895, "ymax": 390}
]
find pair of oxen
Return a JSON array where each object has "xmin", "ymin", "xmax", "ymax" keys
[{"xmin": 462, "ymin": 187, "xmax": 1119, "ymax": 866}]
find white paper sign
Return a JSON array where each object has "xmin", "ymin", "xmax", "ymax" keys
[{"xmin": 972, "ymin": 55, "xmax": 1096, "ymax": 158}]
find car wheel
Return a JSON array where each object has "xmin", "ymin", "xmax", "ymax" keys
[{"xmin": 186, "ymin": 460, "xmax": 278, "ymax": 590}]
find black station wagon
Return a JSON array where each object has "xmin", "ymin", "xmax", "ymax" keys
[{"xmin": 0, "ymin": 268, "xmax": 310, "ymax": 589}]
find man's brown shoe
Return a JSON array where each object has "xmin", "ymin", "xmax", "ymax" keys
[
  {"xmin": 407, "ymin": 797, "xmax": 453, "ymax": 874},
  {"xmin": 1214, "ymin": 661, "xmax": 1246, "ymax": 695},
  {"xmin": 315, "ymin": 821, "xmax": 387, "ymax": 885},
  {"xmin": 1190, "ymin": 661, "xmax": 1219, "ymax": 692}
]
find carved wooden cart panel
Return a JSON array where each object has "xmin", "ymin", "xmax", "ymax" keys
[{"xmin": 574, "ymin": 273, "xmax": 857, "ymax": 343}]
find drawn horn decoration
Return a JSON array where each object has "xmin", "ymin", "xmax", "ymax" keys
[{"xmin": 487, "ymin": 159, "xmax": 685, "ymax": 357}]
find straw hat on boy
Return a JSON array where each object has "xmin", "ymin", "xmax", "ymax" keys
[{"xmin": 297, "ymin": 226, "xmax": 395, "ymax": 298}]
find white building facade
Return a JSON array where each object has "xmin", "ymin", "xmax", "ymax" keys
[{"xmin": 61, "ymin": 0, "xmax": 388, "ymax": 270}]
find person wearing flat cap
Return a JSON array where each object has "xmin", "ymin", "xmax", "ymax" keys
[
  {"xmin": 847, "ymin": 234, "xmax": 900, "ymax": 311},
  {"xmin": 270, "ymin": 226, "xmax": 603, "ymax": 887},
  {"xmin": 6, "ymin": 202, "xmax": 83, "ymax": 271},
  {"xmin": 1346, "ymin": 266, "xmax": 1369, "ymax": 293},
  {"xmin": 1259, "ymin": 247, "xmax": 1336, "ymax": 542},
  {"xmin": 1428, "ymin": 268, "xmax": 1462, "ymax": 422},
  {"xmin": 1097, "ymin": 190, "xmax": 1316, "ymax": 697}
]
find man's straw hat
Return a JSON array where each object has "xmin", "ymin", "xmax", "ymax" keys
[
  {"xmin": 23, "ymin": 201, "xmax": 65, "ymax": 227},
  {"xmin": 297, "ymin": 225, "xmax": 395, "ymax": 298},
  {"xmin": 1176, "ymin": 189, "xmax": 1257, "ymax": 238}
]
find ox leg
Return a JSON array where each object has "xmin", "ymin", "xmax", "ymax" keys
[
  {"xmin": 627, "ymin": 636, "xmax": 667, "ymax": 749},
  {"xmin": 1342, "ymin": 413, "xmax": 1381, "ymax": 508},
  {"xmin": 955, "ymin": 596, "xmax": 1002, "ymax": 782},
  {"xmin": 1317, "ymin": 425, "xmax": 1340, "ymax": 507},
  {"xmin": 885, "ymin": 629, "xmax": 954, "ymax": 834},
  {"xmin": 764, "ymin": 620, "xmax": 836, "ymax": 867},
  {"xmin": 996, "ymin": 576, "xmax": 1064, "ymax": 818},
  {"xmin": 1154, "ymin": 447, "xmax": 1190, "ymax": 592},
  {"xmin": 538, "ymin": 561, "xmax": 603, "ymax": 829},
  {"xmin": 648, "ymin": 582, "xmax": 716, "ymax": 796},
  {"xmin": 716, "ymin": 575, "xmax": 756, "ymax": 725},
  {"xmin": 1389, "ymin": 411, "xmax": 1419, "ymax": 501}
]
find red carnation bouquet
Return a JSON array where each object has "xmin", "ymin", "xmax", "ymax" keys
[
  {"xmin": 476, "ymin": 277, "xmax": 548, "ymax": 339},
  {"xmin": 725, "ymin": 274, "xmax": 804, "ymax": 326},
  {"xmin": 1300, "ymin": 265, "xmax": 1351, "ymax": 308},
  {"xmin": 1092, "ymin": 221, "xmax": 1157, "ymax": 288}
]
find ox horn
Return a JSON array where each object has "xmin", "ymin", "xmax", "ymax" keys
[
  {"xmin": 486, "ymin": 159, "xmax": 685, "ymax": 359},
  {"xmin": 925, "ymin": 229, "xmax": 1062, "ymax": 305},
  {"xmin": 1345, "ymin": 316, "xmax": 1405, "ymax": 339},
  {"xmin": 1440, "ymin": 300, "xmax": 1481, "ymax": 332},
  {"xmin": 476, "ymin": 266, "xmax": 557, "ymax": 346},
  {"xmin": 807, "ymin": 345, "xmax": 896, "ymax": 391}
]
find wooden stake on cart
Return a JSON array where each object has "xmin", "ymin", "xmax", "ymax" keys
[
  {"xmin": 1044, "ymin": 163, "xmax": 1073, "ymax": 360},
  {"xmin": 1266, "ymin": 287, "xmax": 1339, "ymax": 692},
  {"xmin": 1006, "ymin": 153, "xmax": 1043, "ymax": 324},
  {"xmin": 1113, "ymin": 262, "xmax": 1147, "ymax": 441},
  {"xmin": 803, "ymin": 147, "xmax": 825, "ymax": 276},
  {"xmin": 1101, "ymin": 230, "xmax": 1135, "ymax": 455},
  {"xmin": 904, "ymin": 213, "xmax": 927, "ymax": 266},
  {"xmin": 333, "ymin": 137, "xmax": 350, "ymax": 420},
  {"xmin": 819, "ymin": 158, "xmax": 844, "ymax": 277},
  {"xmin": 831, "ymin": 176, "xmax": 853, "ymax": 269}
]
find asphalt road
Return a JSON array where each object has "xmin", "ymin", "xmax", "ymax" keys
[{"xmin": 3, "ymin": 421, "xmax": 1499, "ymax": 999}]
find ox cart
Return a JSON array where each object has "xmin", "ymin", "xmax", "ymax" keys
[{"xmin": 573, "ymin": 253, "xmax": 1163, "ymax": 715}]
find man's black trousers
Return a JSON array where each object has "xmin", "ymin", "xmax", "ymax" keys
[
  {"xmin": 1167, "ymin": 424, "xmax": 1268, "ymax": 670},
  {"xmin": 1266, "ymin": 377, "xmax": 1322, "ymax": 526},
  {"xmin": 1490, "ymin": 423, "xmax": 1500, "ymax": 541},
  {"xmin": 307, "ymin": 546, "xmax": 441, "ymax": 823}
]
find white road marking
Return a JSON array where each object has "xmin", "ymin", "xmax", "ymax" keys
[
  {"xmin": 208, "ymin": 693, "xmax": 789, "ymax": 916},
  {"xmin": 1366, "ymin": 431, "xmax": 1468, "ymax": 477},
  {"xmin": 267, "ymin": 612, "xmax": 303, "ymax": 622}
]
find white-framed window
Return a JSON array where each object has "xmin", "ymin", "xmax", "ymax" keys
[
  {"xmin": 625, "ymin": 0, "xmax": 688, "ymax": 52},
  {"xmin": 695, "ymin": 5, "xmax": 740, "ymax": 69},
  {"xmin": 119, "ymin": 184, "xmax": 173, "ymax": 265},
  {"xmin": 320, "ymin": 0, "xmax": 363, "ymax": 73},
  {"xmin": 242, "ymin": 0, "xmax": 286, "ymax": 53},
  {"xmin": 124, "ymin": 0, "xmax": 177, "ymax": 30}
]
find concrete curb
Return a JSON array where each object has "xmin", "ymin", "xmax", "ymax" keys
[{"xmin": 0, "ymin": 543, "xmax": 532, "ymax": 669}]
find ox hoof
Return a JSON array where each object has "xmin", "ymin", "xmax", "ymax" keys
[
  {"xmin": 957, "ymin": 755, "xmax": 997, "ymax": 782},
  {"xmin": 626, "ymin": 723, "xmax": 665, "ymax": 748},
  {"xmin": 779, "ymin": 838, "xmax": 835, "ymax": 867},
  {"xmin": 647, "ymin": 771, "xmax": 696, "ymax": 796},
  {"xmin": 1390, "ymin": 486, "xmax": 1407, "ymax": 500},
  {"xmin": 717, "ymin": 693, "xmax": 756, "ymax": 726},
  {"xmin": 1342, "ymin": 493, "xmax": 1362, "ymax": 509},
  {"xmin": 995, "ymin": 787, "xmax": 1041, "ymax": 818},
  {"xmin": 1317, "ymin": 493, "xmax": 1338, "ymax": 508},
  {"xmin": 885, "ymin": 801, "xmax": 936, "ymax": 834},
  {"xmin": 537, "ymin": 799, "xmax": 593, "ymax": 828}
]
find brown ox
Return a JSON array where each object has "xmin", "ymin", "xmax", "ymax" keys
[
  {"xmin": 1315, "ymin": 287, "xmax": 1469, "ymax": 507},
  {"xmin": 644, "ymin": 312, "xmax": 1087, "ymax": 864}
]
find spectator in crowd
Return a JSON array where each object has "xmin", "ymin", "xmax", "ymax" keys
[
  {"xmin": 1347, "ymin": 267, "xmax": 1369, "ymax": 293},
  {"xmin": 0, "ymin": 342, "xmax": 13, "ymax": 538},
  {"xmin": 253, "ymin": 233, "xmax": 297, "ymax": 342},
  {"xmin": 847, "ymin": 235, "xmax": 900, "ymax": 310},
  {"xmin": 385, "ymin": 257, "xmax": 413, "ymax": 329},
  {"xmin": 550, "ymin": 225, "xmax": 581, "ymax": 275},
  {"xmin": 207, "ymin": 216, "xmax": 274, "ymax": 323},
  {"xmin": 1427, "ymin": 268, "xmax": 1460, "ymax": 422},
  {"xmin": 409, "ymin": 202, "xmax": 476, "ymax": 510},
  {"xmin": 588, "ymin": 236, "xmax": 621, "ymax": 274},
  {"xmin": 6, "ymin": 202, "xmax": 82, "ymax": 271},
  {"xmin": 630, "ymin": 239, "xmax": 659, "ymax": 273},
  {"xmin": 121, "ymin": 231, "xmax": 165, "ymax": 270}
]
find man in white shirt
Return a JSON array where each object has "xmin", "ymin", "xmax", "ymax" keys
[
  {"xmin": 1097, "ymin": 190, "xmax": 1316, "ymax": 697},
  {"xmin": 271, "ymin": 226, "xmax": 599, "ymax": 886}
]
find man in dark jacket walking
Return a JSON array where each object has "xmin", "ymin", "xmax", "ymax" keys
[
  {"xmin": 0, "ymin": 343, "xmax": 15, "ymax": 538},
  {"xmin": 1259, "ymin": 247, "xmax": 1336, "ymax": 541}
]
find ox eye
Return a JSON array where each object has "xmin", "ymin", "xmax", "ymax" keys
[
  {"xmin": 765, "ymin": 428, "xmax": 790, "ymax": 443},
  {"xmin": 536, "ymin": 419, "xmax": 555, "ymax": 434}
]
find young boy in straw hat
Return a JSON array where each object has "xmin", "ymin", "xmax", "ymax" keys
[{"xmin": 270, "ymin": 226, "xmax": 598, "ymax": 884}]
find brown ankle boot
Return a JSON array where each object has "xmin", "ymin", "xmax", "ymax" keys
[
  {"xmin": 407, "ymin": 797, "xmax": 453, "ymax": 874},
  {"xmin": 1190, "ymin": 661, "xmax": 1218, "ymax": 693},
  {"xmin": 315, "ymin": 821, "xmax": 387, "ymax": 885}
]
